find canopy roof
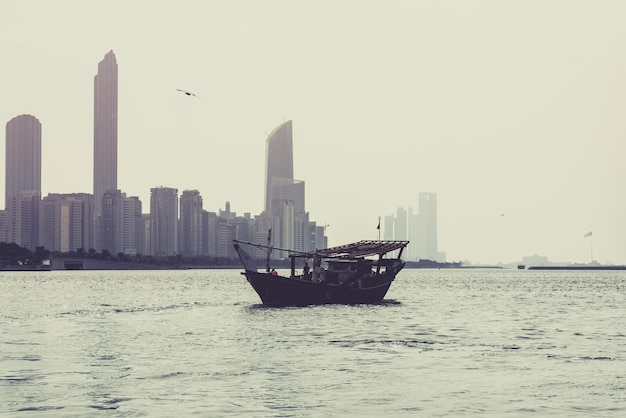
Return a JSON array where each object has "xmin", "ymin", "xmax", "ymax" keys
[
  {"xmin": 233, "ymin": 239, "xmax": 409, "ymax": 260},
  {"xmin": 310, "ymin": 240, "xmax": 409, "ymax": 259}
]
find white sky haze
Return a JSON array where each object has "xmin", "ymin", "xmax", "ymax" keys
[{"xmin": 1, "ymin": 0, "xmax": 625, "ymax": 264}]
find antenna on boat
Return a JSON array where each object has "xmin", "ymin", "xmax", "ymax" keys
[{"xmin": 377, "ymin": 216, "xmax": 381, "ymax": 241}]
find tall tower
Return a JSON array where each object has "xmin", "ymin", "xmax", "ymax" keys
[
  {"xmin": 5, "ymin": 115, "xmax": 42, "ymax": 249},
  {"xmin": 5, "ymin": 114, "xmax": 41, "ymax": 207},
  {"xmin": 93, "ymin": 50, "xmax": 118, "ymax": 216},
  {"xmin": 265, "ymin": 120, "xmax": 293, "ymax": 212},
  {"xmin": 262, "ymin": 120, "xmax": 310, "ymax": 252},
  {"xmin": 410, "ymin": 192, "xmax": 439, "ymax": 261}
]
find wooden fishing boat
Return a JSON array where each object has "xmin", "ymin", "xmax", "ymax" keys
[{"xmin": 233, "ymin": 239, "xmax": 409, "ymax": 306}]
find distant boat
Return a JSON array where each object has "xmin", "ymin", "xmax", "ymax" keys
[
  {"xmin": 233, "ymin": 239, "xmax": 409, "ymax": 307},
  {"xmin": 0, "ymin": 261, "xmax": 51, "ymax": 271}
]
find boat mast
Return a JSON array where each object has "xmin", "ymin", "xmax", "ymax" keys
[{"xmin": 266, "ymin": 228, "xmax": 272, "ymax": 273}]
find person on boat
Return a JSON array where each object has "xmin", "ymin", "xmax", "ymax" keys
[
  {"xmin": 303, "ymin": 261, "xmax": 310, "ymax": 278},
  {"xmin": 271, "ymin": 269, "xmax": 278, "ymax": 276}
]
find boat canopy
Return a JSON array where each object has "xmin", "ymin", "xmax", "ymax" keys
[
  {"xmin": 310, "ymin": 240, "xmax": 409, "ymax": 259},
  {"xmin": 233, "ymin": 239, "xmax": 409, "ymax": 262}
]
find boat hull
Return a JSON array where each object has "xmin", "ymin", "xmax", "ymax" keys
[{"xmin": 243, "ymin": 269, "xmax": 399, "ymax": 307}]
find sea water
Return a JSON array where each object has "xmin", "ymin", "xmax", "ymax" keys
[{"xmin": 1, "ymin": 269, "xmax": 625, "ymax": 416}]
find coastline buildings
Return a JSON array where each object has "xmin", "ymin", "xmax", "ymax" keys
[
  {"xmin": 1, "ymin": 49, "xmax": 327, "ymax": 260},
  {"xmin": 385, "ymin": 192, "xmax": 444, "ymax": 262},
  {"xmin": 5, "ymin": 114, "xmax": 42, "ymax": 250}
]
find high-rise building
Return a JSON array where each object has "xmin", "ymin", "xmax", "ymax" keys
[
  {"xmin": 179, "ymin": 190, "xmax": 203, "ymax": 257},
  {"xmin": 150, "ymin": 187, "xmax": 178, "ymax": 256},
  {"xmin": 5, "ymin": 115, "xmax": 42, "ymax": 249},
  {"xmin": 5, "ymin": 115, "xmax": 41, "ymax": 209},
  {"xmin": 136, "ymin": 214, "xmax": 152, "ymax": 256},
  {"xmin": 101, "ymin": 190, "xmax": 141, "ymax": 255},
  {"xmin": 386, "ymin": 193, "xmax": 443, "ymax": 262},
  {"xmin": 93, "ymin": 50, "xmax": 118, "ymax": 217},
  {"xmin": 265, "ymin": 120, "xmax": 293, "ymax": 212},
  {"xmin": 204, "ymin": 210, "xmax": 217, "ymax": 257},
  {"xmin": 67, "ymin": 193, "xmax": 95, "ymax": 252},
  {"xmin": 40, "ymin": 194, "xmax": 86, "ymax": 253},
  {"xmin": 262, "ymin": 120, "xmax": 312, "ymax": 254},
  {"xmin": 314, "ymin": 225, "xmax": 328, "ymax": 249},
  {"xmin": 7, "ymin": 191, "xmax": 40, "ymax": 250},
  {"xmin": 414, "ymin": 192, "xmax": 439, "ymax": 261},
  {"xmin": 0, "ymin": 210, "xmax": 6, "ymax": 242}
]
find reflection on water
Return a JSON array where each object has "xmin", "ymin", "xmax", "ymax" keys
[{"xmin": 1, "ymin": 269, "xmax": 625, "ymax": 416}]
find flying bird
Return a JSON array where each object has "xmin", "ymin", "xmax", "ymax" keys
[{"xmin": 176, "ymin": 89, "xmax": 201, "ymax": 99}]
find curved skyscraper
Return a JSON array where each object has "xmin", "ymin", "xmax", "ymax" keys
[
  {"xmin": 93, "ymin": 50, "xmax": 118, "ymax": 216},
  {"xmin": 265, "ymin": 120, "xmax": 293, "ymax": 212},
  {"xmin": 261, "ymin": 120, "xmax": 312, "ymax": 254}
]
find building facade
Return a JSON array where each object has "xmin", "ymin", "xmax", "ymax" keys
[
  {"xmin": 101, "ymin": 190, "xmax": 141, "ymax": 256},
  {"xmin": 179, "ymin": 190, "xmax": 203, "ymax": 257},
  {"xmin": 7, "ymin": 191, "xmax": 40, "ymax": 250},
  {"xmin": 39, "ymin": 194, "xmax": 85, "ymax": 253},
  {"xmin": 150, "ymin": 187, "xmax": 178, "ymax": 256}
]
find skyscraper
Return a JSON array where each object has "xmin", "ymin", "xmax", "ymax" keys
[
  {"xmin": 101, "ymin": 190, "xmax": 140, "ymax": 256},
  {"xmin": 262, "ymin": 120, "xmax": 311, "ymax": 253},
  {"xmin": 5, "ymin": 114, "xmax": 41, "ymax": 207},
  {"xmin": 40, "ymin": 193, "xmax": 85, "ymax": 253},
  {"xmin": 5, "ymin": 114, "xmax": 42, "ymax": 249},
  {"xmin": 179, "ymin": 190, "xmax": 203, "ymax": 257},
  {"xmin": 150, "ymin": 187, "xmax": 178, "ymax": 256},
  {"xmin": 407, "ymin": 192, "xmax": 440, "ymax": 262},
  {"xmin": 93, "ymin": 50, "xmax": 118, "ymax": 216},
  {"xmin": 265, "ymin": 120, "xmax": 293, "ymax": 213},
  {"xmin": 386, "ymin": 193, "xmax": 443, "ymax": 262}
]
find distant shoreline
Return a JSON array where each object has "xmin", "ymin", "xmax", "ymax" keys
[{"xmin": 528, "ymin": 265, "xmax": 626, "ymax": 271}]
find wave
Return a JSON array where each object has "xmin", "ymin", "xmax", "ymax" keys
[{"xmin": 58, "ymin": 301, "xmax": 211, "ymax": 318}]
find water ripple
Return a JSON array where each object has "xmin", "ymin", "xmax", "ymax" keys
[{"xmin": 1, "ymin": 269, "xmax": 625, "ymax": 416}]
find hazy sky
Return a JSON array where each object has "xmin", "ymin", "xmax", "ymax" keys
[{"xmin": 2, "ymin": 0, "xmax": 625, "ymax": 264}]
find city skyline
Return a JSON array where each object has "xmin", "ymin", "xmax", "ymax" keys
[
  {"xmin": 2, "ymin": 52, "xmax": 326, "ymax": 259},
  {"xmin": 1, "ymin": 1, "xmax": 625, "ymax": 264}
]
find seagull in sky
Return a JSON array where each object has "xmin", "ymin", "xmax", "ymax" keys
[{"xmin": 176, "ymin": 88, "xmax": 201, "ymax": 99}]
